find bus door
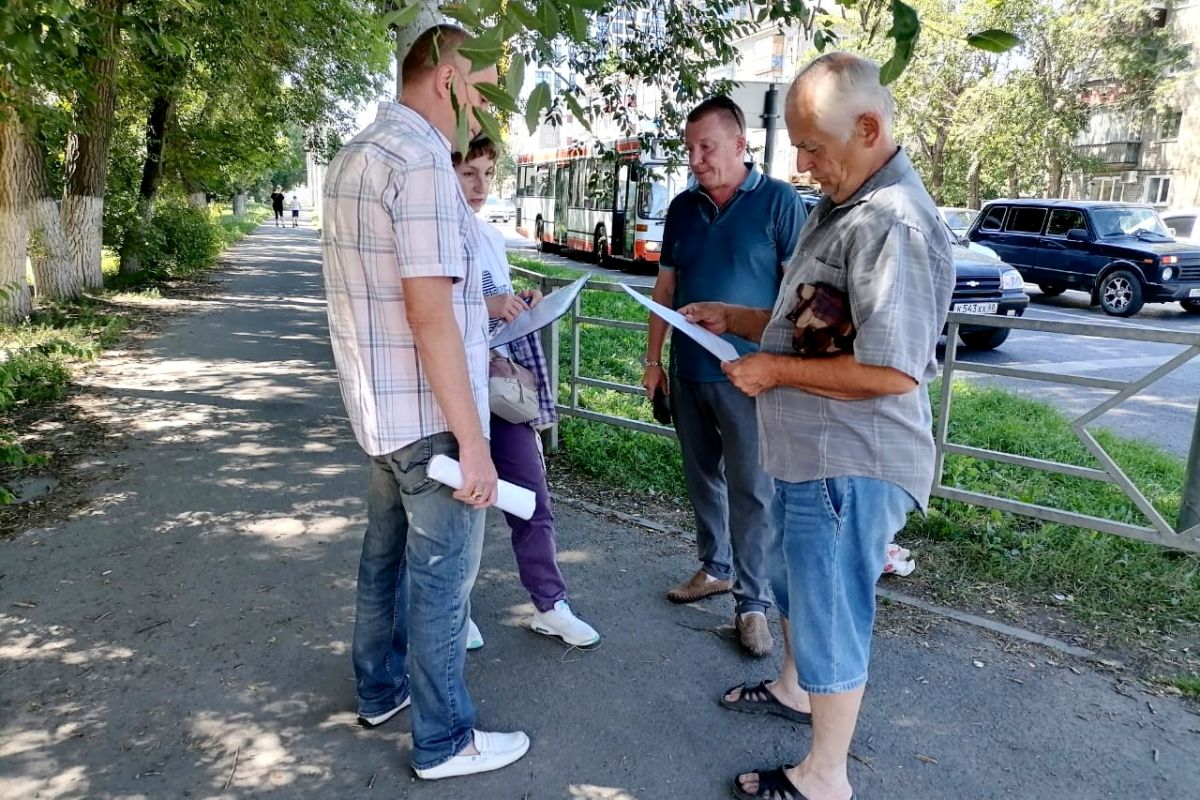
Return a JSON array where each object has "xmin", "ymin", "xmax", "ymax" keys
[
  {"xmin": 610, "ymin": 161, "xmax": 630, "ymax": 258},
  {"xmin": 553, "ymin": 161, "xmax": 570, "ymax": 245},
  {"xmin": 622, "ymin": 162, "xmax": 641, "ymax": 257}
]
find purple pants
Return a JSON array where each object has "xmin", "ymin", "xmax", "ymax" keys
[{"xmin": 489, "ymin": 415, "xmax": 568, "ymax": 612}]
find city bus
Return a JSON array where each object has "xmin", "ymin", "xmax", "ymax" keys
[{"xmin": 514, "ymin": 137, "xmax": 686, "ymax": 270}]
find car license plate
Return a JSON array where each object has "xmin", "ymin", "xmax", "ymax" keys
[
  {"xmin": 953, "ymin": 302, "xmax": 999, "ymax": 314},
  {"xmin": 1189, "ymin": 288, "xmax": 1200, "ymax": 298}
]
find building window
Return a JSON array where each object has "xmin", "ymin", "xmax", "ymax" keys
[
  {"xmin": 1160, "ymin": 111, "xmax": 1182, "ymax": 140},
  {"xmin": 1146, "ymin": 175, "xmax": 1171, "ymax": 206},
  {"xmin": 1092, "ymin": 177, "xmax": 1119, "ymax": 202}
]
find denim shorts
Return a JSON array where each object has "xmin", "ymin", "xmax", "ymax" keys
[{"xmin": 768, "ymin": 476, "xmax": 916, "ymax": 694}]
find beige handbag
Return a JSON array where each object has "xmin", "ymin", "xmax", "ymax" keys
[{"xmin": 488, "ymin": 352, "xmax": 540, "ymax": 423}]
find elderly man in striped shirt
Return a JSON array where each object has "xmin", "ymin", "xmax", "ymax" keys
[{"xmin": 320, "ymin": 25, "xmax": 528, "ymax": 780}]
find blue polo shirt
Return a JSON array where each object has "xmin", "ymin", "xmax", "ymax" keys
[{"xmin": 661, "ymin": 164, "xmax": 806, "ymax": 382}]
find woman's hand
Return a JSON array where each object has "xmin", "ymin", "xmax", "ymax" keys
[
  {"xmin": 517, "ymin": 289, "xmax": 544, "ymax": 308},
  {"xmin": 486, "ymin": 293, "xmax": 528, "ymax": 323}
]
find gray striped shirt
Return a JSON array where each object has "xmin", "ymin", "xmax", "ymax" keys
[{"xmin": 756, "ymin": 149, "xmax": 954, "ymax": 508}]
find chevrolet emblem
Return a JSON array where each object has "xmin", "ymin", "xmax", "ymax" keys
[{"xmin": 966, "ymin": 280, "xmax": 979, "ymax": 287}]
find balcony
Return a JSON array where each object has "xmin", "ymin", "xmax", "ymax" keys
[{"xmin": 1073, "ymin": 141, "xmax": 1141, "ymax": 165}]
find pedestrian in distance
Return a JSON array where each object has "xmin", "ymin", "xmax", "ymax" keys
[
  {"xmin": 642, "ymin": 95, "xmax": 807, "ymax": 658},
  {"xmin": 320, "ymin": 23, "xmax": 529, "ymax": 781},
  {"xmin": 451, "ymin": 134, "xmax": 602, "ymax": 652},
  {"xmin": 683, "ymin": 52, "xmax": 954, "ymax": 800},
  {"xmin": 270, "ymin": 185, "xmax": 284, "ymax": 227},
  {"xmin": 290, "ymin": 194, "xmax": 300, "ymax": 227}
]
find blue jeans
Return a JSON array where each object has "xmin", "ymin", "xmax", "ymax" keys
[
  {"xmin": 769, "ymin": 477, "xmax": 916, "ymax": 694},
  {"xmin": 352, "ymin": 432, "xmax": 484, "ymax": 770},
  {"xmin": 670, "ymin": 376, "xmax": 775, "ymax": 614}
]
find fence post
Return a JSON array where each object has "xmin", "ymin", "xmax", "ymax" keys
[
  {"xmin": 538, "ymin": 275, "xmax": 560, "ymax": 453},
  {"xmin": 1178, "ymin": 393, "xmax": 1200, "ymax": 532}
]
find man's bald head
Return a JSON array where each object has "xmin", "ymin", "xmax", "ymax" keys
[{"xmin": 787, "ymin": 52, "xmax": 895, "ymax": 142}]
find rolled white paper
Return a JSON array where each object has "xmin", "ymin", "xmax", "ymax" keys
[{"xmin": 427, "ymin": 454, "xmax": 537, "ymax": 521}]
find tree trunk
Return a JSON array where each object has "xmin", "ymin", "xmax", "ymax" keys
[
  {"xmin": 63, "ymin": 0, "xmax": 124, "ymax": 290},
  {"xmin": 929, "ymin": 127, "xmax": 948, "ymax": 205},
  {"xmin": 24, "ymin": 130, "xmax": 78, "ymax": 301},
  {"xmin": 967, "ymin": 153, "xmax": 982, "ymax": 210},
  {"xmin": 232, "ymin": 192, "xmax": 248, "ymax": 217},
  {"xmin": 0, "ymin": 112, "xmax": 34, "ymax": 323},
  {"xmin": 187, "ymin": 192, "xmax": 207, "ymax": 209},
  {"xmin": 1007, "ymin": 163, "xmax": 1020, "ymax": 198},
  {"xmin": 119, "ymin": 93, "xmax": 174, "ymax": 275},
  {"xmin": 1046, "ymin": 150, "xmax": 1063, "ymax": 198},
  {"xmin": 393, "ymin": 2, "xmax": 442, "ymax": 98}
]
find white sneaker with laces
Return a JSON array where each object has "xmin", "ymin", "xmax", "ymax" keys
[
  {"xmin": 467, "ymin": 617, "xmax": 484, "ymax": 651},
  {"xmin": 357, "ymin": 695, "xmax": 411, "ymax": 728},
  {"xmin": 530, "ymin": 600, "xmax": 601, "ymax": 647},
  {"xmin": 413, "ymin": 729, "xmax": 530, "ymax": 780}
]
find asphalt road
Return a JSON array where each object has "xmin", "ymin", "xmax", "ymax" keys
[{"xmin": 498, "ymin": 220, "xmax": 1200, "ymax": 458}]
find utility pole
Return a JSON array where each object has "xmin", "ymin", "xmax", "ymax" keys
[{"xmin": 761, "ymin": 83, "xmax": 780, "ymax": 177}]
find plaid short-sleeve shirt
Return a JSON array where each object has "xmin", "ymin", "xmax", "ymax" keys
[
  {"xmin": 321, "ymin": 101, "xmax": 489, "ymax": 457},
  {"xmin": 756, "ymin": 149, "xmax": 954, "ymax": 508}
]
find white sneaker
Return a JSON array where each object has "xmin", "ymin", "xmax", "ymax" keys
[
  {"xmin": 530, "ymin": 600, "xmax": 601, "ymax": 647},
  {"xmin": 357, "ymin": 695, "xmax": 411, "ymax": 728},
  {"xmin": 413, "ymin": 729, "xmax": 530, "ymax": 780},
  {"xmin": 467, "ymin": 618, "xmax": 484, "ymax": 651}
]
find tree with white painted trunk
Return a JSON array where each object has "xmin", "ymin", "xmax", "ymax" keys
[
  {"xmin": 0, "ymin": 110, "xmax": 34, "ymax": 323},
  {"xmin": 62, "ymin": 0, "xmax": 125, "ymax": 290},
  {"xmin": 24, "ymin": 128, "xmax": 77, "ymax": 301}
]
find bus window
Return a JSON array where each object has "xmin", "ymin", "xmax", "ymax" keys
[
  {"xmin": 536, "ymin": 165, "xmax": 552, "ymax": 196},
  {"xmin": 589, "ymin": 159, "xmax": 614, "ymax": 211}
]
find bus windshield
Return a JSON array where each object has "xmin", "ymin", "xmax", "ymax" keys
[{"xmin": 638, "ymin": 173, "xmax": 678, "ymax": 220}]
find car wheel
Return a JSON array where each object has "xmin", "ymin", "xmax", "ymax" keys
[
  {"xmin": 959, "ymin": 327, "xmax": 1011, "ymax": 350},
  {"xmin": 592, "ymin": 225, "xmax": 607, "ymax": 265},
  {"xmin": 1037, "ymin": 283, "xmax": 1066, "ymax": 297},
  {"xmin": 1181, "ymin": 299, "xmax": 1200, "ymax": 315},
  {"xmin": 1098, "ymin": 269, "xmax": 1144, "ymax": 317}
]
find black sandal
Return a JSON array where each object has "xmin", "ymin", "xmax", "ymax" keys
[
  {"xmin": 720, "ymin": 681, "xmax": 812, "ymax": 724},
  {"xmin": 732, "ymin": 766, "xmax": 806, "ymax": 799}
]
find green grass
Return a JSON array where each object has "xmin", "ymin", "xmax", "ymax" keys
[
  {"xmin": 1165, "ymin": 674, "xmax": 1200, "ymax": 698},
  {"xmin": 510, "ymin": 253, "xmax": 1200, "ymax": 644}
]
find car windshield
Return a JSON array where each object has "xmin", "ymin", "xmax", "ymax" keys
[
  {"xmin": 941, "ymin": 208, "xmax": 978, "ymax": 230},
  {"xmin": 1090, "ymin": 207, "xmax": 1171, "ymax": 238}
]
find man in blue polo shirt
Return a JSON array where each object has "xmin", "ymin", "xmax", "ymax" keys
[{"xmin": 643, "ymin": 96, "xmax": 806, "ymax": 657}]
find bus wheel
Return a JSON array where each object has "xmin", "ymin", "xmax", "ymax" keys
[{"xmin": 593, "ymin": 226, "xmax": 608, "ymax": 265}]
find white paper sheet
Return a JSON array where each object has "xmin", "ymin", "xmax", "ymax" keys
[
  {"xmin": 427, "ymin": 454, "xmax": 536, "ymax": 520},
  {"xmin": 619, "ymin": 284, "xmax": 741, "ymax": 363},
  {"xmin": 488, "ymin": 274, "xmax": 590, "ymax": 347}
]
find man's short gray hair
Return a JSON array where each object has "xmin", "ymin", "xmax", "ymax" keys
[{"xmin": 789, "ymin": 52, "xmax": 895, "ymax": 141}]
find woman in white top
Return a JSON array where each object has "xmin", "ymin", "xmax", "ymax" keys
[{"xmin": 452, "ymin": 137, "xmax": 600, "ymax": 649}]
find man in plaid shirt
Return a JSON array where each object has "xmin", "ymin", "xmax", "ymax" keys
[{"xmin": 320, "ymin": 25, "xmax": 529, "ymax": 780}]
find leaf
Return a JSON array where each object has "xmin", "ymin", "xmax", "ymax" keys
[
  {"xmin": 505, "ymin": 55, "xmax": 526, "ymax": 96},
  {"xmin": 458, "ymin": 36, "xmax": 504, "ymax": 71},
  {"xmin": 525, "ymin": 80, "xmax": 551, "ymax": 134},
  {"xmin": 563, "ymin": 92, "xmax": 592, "ymax": 132},
  {"xmin": 454, "ymin": 89, "xmax": 471, "ymax": 153},
  {"xmin": 474, "ymin": 107, "xmax": 506, "ymax": 145},
  {"xmin": 570, "ymin": 0, "xmax": 608, "ymax": 10},
  {"xmin": 381, "ymin": 3, "xmax": 424, "ymax": 29},
  {"xmin": 443, "ymin": 3, "xmax": 483, "ymax": 29},
  {"xmin": 536, "ymin": 0, "xmax": 561, "ymax": 40},
  {"xmin": 478, "ymin": 0, "xmax": 504, "ymax": 17},
  {"xmin": 880, "ymin": 35, "xmax": 916, "ymax": 85},
  {"xmin": 508, "ymin": 2, "xmax": 540, "ymax": 31},
  {"xmin": 966, "ymin": 29, "xmax": 1021, "ymax": 54},
  {"xmin": 567, "ymin": 6, "xmax": 589, "ymax": 42},
  {"xmin": 476, "ymin": 81, "xmax": 519, "ymax": 113},
  {"xmin": 888, "ymin": 0, "xmax": 920, "ymax": 41}
]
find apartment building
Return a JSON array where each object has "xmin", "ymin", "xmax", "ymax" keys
[{"xmin": 1069, "ymin": 1, "xmax": 1200, "ymax": 209}]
